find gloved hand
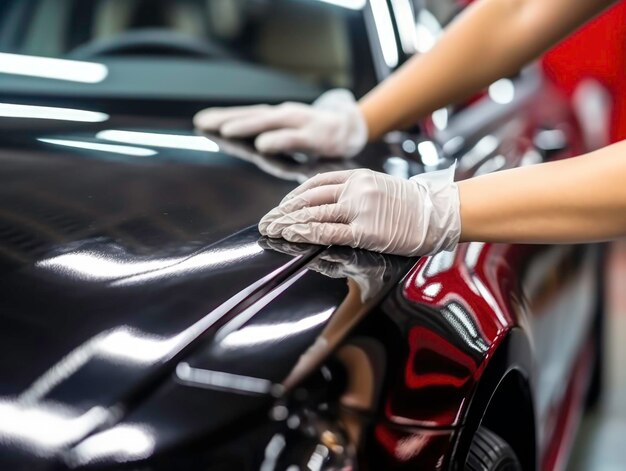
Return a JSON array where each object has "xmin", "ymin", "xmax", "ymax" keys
[
  {"xmin": 193, "ymin": 89, "xmax": 368, "ymax": 158},
  {"xmin": 258, "ymin": 165, "xmax": 461, "ymax": 256}
]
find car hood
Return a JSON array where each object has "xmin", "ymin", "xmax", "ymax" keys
[{"xmin": 0, "ymin": 112, "xmax": 417, "ymax": 466}]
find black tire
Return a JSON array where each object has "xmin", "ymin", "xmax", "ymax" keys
[{"xmin": 465, "ymin": 427, "xmax": 522, "ymax": 471}]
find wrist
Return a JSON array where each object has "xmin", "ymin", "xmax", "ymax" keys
[{"xmin": 410, "ymin": 165, "xmax": 461, "ymax": 254}]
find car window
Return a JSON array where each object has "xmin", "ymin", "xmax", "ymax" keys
[{"xmin": 0, "ymin": 0, "xmax": 371, "ymax": 92}]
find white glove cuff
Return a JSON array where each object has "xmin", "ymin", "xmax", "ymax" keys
[
  {"xmin": 313, "ymin": 89, "xmax": 368, "ymax": 158},
  {"xmin": 410, "ymin": 163, "xmax": 462, "ymax": 254}
]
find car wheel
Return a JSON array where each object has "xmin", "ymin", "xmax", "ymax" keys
[{"xmin": 465, "ymin": 427, "xmax": 522, "ymax": 471}]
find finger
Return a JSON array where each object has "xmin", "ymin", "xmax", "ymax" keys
[
  {"xmin": 193, "ymin": 105, "xmax": 270, "ymax": 131},
  {"xmin": 259, "ymin": 206, "xmax": 285, "ymax": 236},
  {"xmin": 220, "ymin": 106, "xmax": 310, "ymax": 138},
  {"xmin": 265, "ymin": 204, "xmax": 348, "ymax": 238},
  {"xmin": 255, "ymin": 129, "xmax": 314, "ymax": 155},
  {"xmin": 280, "ymin": 170, "xmax": 356, "ymax": 204},
  {"xmin": 281, "ymin": 223, "xmax": 354, "ymax": 247},
  {"xmin": 258, "ymin": 185, "xmax": 343, "ymax": 234},
  {"xmin": 280, "ymin": 184, "xmax": 343, "ymax": 213}
]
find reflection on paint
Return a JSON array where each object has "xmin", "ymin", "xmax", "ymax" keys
[
  {"xmin": 176, "ymin": 362, "xmax": 275, "ymax": 395},
  {"xmin": 36, "ymin": 243, "xmax": 263, "ymax": 283},
  {"xmin": 417, "ymin": 140, "xmax": 440, "ymax": 166},
  {"xmin": 0, "ymin": 103, "xmax": 108, "ymax": 122},
  {"xmin": 315, "ymin": 0, "xmax": 366, "ymax": 9},
  {"xmin": 307, "ymin": 444, "xmax": 330, "ymax": 471},
  {"xmin": 371, "ymin": 0, "xmax": 399, "ymax": 68},
  {"xmin": 38, "ymin": 138, "xmax": 156, "ymax": 157},
  {"xmin": 488, "ymin": 78, "xmax": 515, "ymax": 104},
  {"xmin": 459, "ymin": 135, "xmax": 499, "ymax": 170},
  {"xmin": 0, "ymin": 53, "xmax": 108, "ymax": 83},
  {"xmin": 441, "ymin": 302, "xmax": 488, "ymax": 353},
  {"xmin": 432, "ymin": 108, "xmax": 449, "ymax": 130},
  {"xmin": 68, "ymin": 424, "xmax": 155, "ymax": 466},
  {"xmin": 97, "ymin": 130, "xmax": 219, "ymax": 152},
  {"xmin": 221, "ymin": 308, "xmax": 334, "ymax": 348},
  {"xmin": 0, "ymin": 401, "xmax": 107, "ymax": 450},
  {"xmin": 391, "ymin": 0, "xmax": 418, "ymax": 54},
  {"xmin": 415, "ymin": 9, "xmax": 442, "ymax": 53},
  {"xmin": 260, "ymin": 434, "xmax": 287, "ymax": 471}
]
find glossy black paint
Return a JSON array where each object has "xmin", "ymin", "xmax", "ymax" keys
[{"xmin": 0, "ymin": 110, "xmax": 422, "ymax": 469}]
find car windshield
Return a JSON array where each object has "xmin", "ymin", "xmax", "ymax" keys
[{"xmin": 0, "ymin": 0, "xmax": 374, "ymax": 100}]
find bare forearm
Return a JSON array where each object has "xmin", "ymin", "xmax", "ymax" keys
[
  {"xmin": 360, "ymin": 0, "xmax": 616, "ymax": 141},
  {"xmin": 458, "ymin": 142, "xmax": 626, "ymax": 244}
]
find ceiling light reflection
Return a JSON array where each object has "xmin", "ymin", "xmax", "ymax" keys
[
  {"xmin": 371, "ymin": 0, "xmax": 399, "ymax": 68},
  {"xmin": 391, "ymin": 0, "xmax": 418, "ymax": 54},
  {"xmin": 441, "ymin": 302, "xmax": 488, "ymax": 353},
  {"xmin": 488, "ymin": 78, "xmax": 515, "ymax": 104},
  {"xmin": 415, "ymin": 9, "xmax": 443, "ymax": 53},
  {"xmin": 36, "ymin": 244, "xmax": 263, "ymax": 283},
  {"xmin": 315, "ymin": 0, "xmax": 366, "ymax": 9},
  {"xmin": 432, "ymin": 108, "xmax": 449, "ymax": 130},
  {"xmin": 0, "ymin": 103, "xmax": 108, "ymax": 122},
  {"xmin": 97, "ymin": 130, "xmax": 219, "ymax": 152},
  {"xmin": 38, "ymin": 138, "xmax": 156, "ymax": 157},
  {"xmin": 69, "ymin": 424, "xmax": 155, "ymax": 466},
  {"xmin": 422, "ymin": 282, "xmax": 442, "ymax": 298},
  {"xmin": 459, "ymin": 134, "xmax": 499, "ymax": 170},
  {"xmin": 176, "ymin": 363, "xmax": 274, "ymax": 395},
  {"xmin": 37, "ymin": 251, "xmax": 180, "ymax": 281},
  {"xmin": 307, "ymin": 444, "xmax": 330, "ymax": 471},
  {"xmin": 21, "ymin": 328, "xmax": 179, "ymax": 403},
  {"xmin": 98, "ymin": 329, "xmax": 178, "ymax": 364},
  {"xmin": 113, "ymin": 244, "xmax": 265, "ymax": 286},
  {"xmin": 260, "ymin": 434, "xmax": 287, "ymax": 471},
  {"xmin": 417, "ymin": 140, "xmax": 440, "ymax": 166},
  {"xmin": 464, "ymin": 242, "xmax": 485, "ymax": 269},
  {"xmin": 0, "ymin": 401, "xmax": 107, "ymax": 450},
  {"xmin": 383, "ymin": 156, "xmax": 410, "ymax": 179},
  {"xmin": 221, "ymin": 308, "xmax": 334, "ymax": 348},
  {"xmin": 0, "ymin": 53, "xmax": 108, "ymax": 83},
  {"xmin": 475, "ymin": 154, "xmax": 506, "ymax": 176}
]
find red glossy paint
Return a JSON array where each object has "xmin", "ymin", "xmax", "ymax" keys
[
  {"xmin": 385, "ymin": 243, "xmax": 513, "ymax": 428},
  {"xmin": 542, "ymin": 2, "xmax": 626, "ymax": 142},
  {"xmin": 387, "ymin": 237, "xmax": 599, "ymax": 468}
]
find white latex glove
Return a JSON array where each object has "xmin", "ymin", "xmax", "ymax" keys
[
  {"xmin": 258, "ymin": 165, "xmax": 461, "ymax": 256},
  {"xmin": 193, "ymin": 89, "xmax": 368, "ymax": 158}
]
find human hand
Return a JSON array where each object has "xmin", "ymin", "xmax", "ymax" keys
[
  {"xmin": 258, "ymin": 165, "xmax": 461, "ymax": 256},
  {"xmin": 193, "ymin": 89, "xmax": 367, "ymax": 159}
]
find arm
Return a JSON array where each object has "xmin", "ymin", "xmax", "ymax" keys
[
  {"xmin": 361, "ymin": 0, "xmax": 617, "ymax": 140},
  {"xmin": 258, "ymin": 145, "xmax": 626, "ymax": 255},
  {"xmin": 458, "ymin": 142, "xmax": 626, "ymax": 244},
  {"xmin": 196, "ymin": 0, "xmax": 616, "ymax": 158}
]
